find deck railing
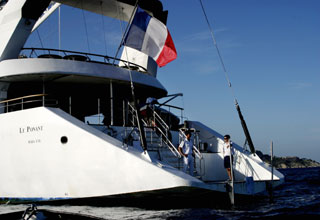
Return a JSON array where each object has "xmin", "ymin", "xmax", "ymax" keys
[
  {"xmin": 20, "ymin": 48, "xmax": 148, "ymax": 73},
  {"xmin": 0, "ymin": 94, "xmax": 57, "ymax": 113}
]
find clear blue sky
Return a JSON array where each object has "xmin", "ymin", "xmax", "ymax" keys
[{"xmin": 26, "ymin": 0, "xmax": 320, "ymax": 162}]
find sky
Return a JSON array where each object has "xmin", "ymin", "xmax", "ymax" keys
[{"xmin": 25, "ymin": 0, "xmax": 320, "ymax": 162}]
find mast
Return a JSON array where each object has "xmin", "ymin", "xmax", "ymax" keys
[
  {"xmin": 235, "ymin": 100, "xmax": 255, "ymax": 154},
  {"xmin": 198, "ymin": 0, "xmax": 256, "ymax": 154}
]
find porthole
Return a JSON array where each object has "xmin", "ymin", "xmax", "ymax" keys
[{"xmin": 61, "ymin": 136, "xmax": 68, "ymax": 144}]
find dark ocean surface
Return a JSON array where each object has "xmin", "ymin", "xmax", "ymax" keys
[{"xmin": 0, "ymin": 167, "xmax": 319, "ymax": 219}]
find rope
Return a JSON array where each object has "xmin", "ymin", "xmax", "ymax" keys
[
  {"xmin": 36, "ymin": 30, "xmax": 44, "ymax": 48},
  {"xmin": 198, "ymin": 0, "xmax": 238, "ymax": 105},
  {"xmin": 58, "ymin": 6, "xmax": 61, "ymax": 52},
  {"xmin": 100, "ymin": 1, "xmax": 108, "ymax": 55},
  {"xmin": 121, "ymin": 4, "xmax": 137, "ymax": 102}
]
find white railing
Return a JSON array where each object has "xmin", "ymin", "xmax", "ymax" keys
[{"xmin": 152, "ymin": 110, "xmax": 181, "ymax": 158}]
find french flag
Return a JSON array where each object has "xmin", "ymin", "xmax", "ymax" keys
[{"xmin": 124, "ymin": 6, "xmax": 177, "ymax": 67}]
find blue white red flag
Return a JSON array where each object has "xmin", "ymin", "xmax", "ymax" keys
[{"xmin": 124, "ymin": 7, "xmax": 177, "ymax": 67}]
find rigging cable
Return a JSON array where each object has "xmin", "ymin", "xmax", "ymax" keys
[
  {"xmin": 58, "ymin": 5, "xmax": 61, "ymax": 54},
  {"xmin": 81, "ymin": 1, "xmax": 91, "ymax": 53},
  {"xmin": 36, "ymin": 30, "xmax": 44, "ymax": 48},
  {"xmin": 198, "ymin": 0, "xmax": 236, "ymax": 101},
  {"xmin": 198, "ymin": 0, "xmax": 256, "ymax": 154},
  {"xmin": 100, "ymin": 1, "xmax": 108, "ymax": 55}
]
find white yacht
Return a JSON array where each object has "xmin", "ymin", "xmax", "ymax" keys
[{"xmin": 0, "ymin": 0, "xmax": 284, "ymax": 206}]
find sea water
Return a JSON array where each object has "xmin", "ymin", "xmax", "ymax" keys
[{"xmin": 0, "ymin": 167, "xmax": 319, "ymax": 219}]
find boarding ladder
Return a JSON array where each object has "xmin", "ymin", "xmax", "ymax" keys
[
  {"xmin": 127, "ymin": 103, "xmax": 204, "ymax": 176},
  {"xmin": 127, "ymin": 103, "xmax": 181, "ymax": 159}
]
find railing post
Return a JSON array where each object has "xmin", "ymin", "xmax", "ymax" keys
[
  {"xmin": 42, "ymin": 82, "xmax": 45, "ymax": 106},
  {"xmin": 149, "ymin": 129, "xmax": 153, "ymax": 147},
  {"xmin": 69, "ymin": 96, "xmax": 72, "ymax": 115},
  {"xmin": 98, "ymin": 98, "xmax": 101, "ymax": 124},
  {"xmin": 270, "ymin": 140, "xmax": 274, "ymax": 203},
  {"xmin": 110, "ymin": 82, "xmax": 114, "ymax": 126},
  {"xmin": 271, "ymin": 141, "xmax": 274, "ymax": 182},
  {"xmin": 229, "ymin": 144, "xmax": 235, "ymax": 206},
  {"xmin": 123, "ymin": 100, "xmax": 125, "ymax": 127}
]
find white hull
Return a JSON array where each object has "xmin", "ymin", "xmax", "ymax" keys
[
  {"xmin": 0, "ymin": 107, "xmax": 206, "ymax": 200},
  {"xmin": 0, "ymin": 107, "xmax": 283, "ymax": 204}
]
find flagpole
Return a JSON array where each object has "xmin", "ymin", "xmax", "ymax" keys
[
  {"xmin": 117, "ymin": 2, "xmax": 148, "ymax": 152},
  {"xmin": 113, "ymin": 3, "xmax": 139, "ymax": 63}
]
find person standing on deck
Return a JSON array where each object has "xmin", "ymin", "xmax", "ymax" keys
[
  {"xmin": 178, "ymin": 130, "xmax": 195, "ymax": 176},
  {"xmin": 223, "ymin": 134, "xmax": 234, "ymax": 181}
]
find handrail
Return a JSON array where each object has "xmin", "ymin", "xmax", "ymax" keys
[
  {"xmin": 153, "ymin": 124, "xmax": 181, "ymax": 158},
  {"xmin": 152, "ymin": 110, "xmax": 181, "ymax": 157},
  {"xmin": 153, "ymin": 110, "xmax": 169, "ymax": 130},
  {"xmin": 0, "ymin": 94, "xmax": 58, "ymax": 114},
  {"xmin": 0, "ymin": 94, "xmax": 46, "ymax": 104},
  {"xmin": 127, "ymin": 102, "xmax": 181, "ymax": 158},
  {"xmin": 21, "ymin": 48, "xmax": 148, "ymax": 73}
]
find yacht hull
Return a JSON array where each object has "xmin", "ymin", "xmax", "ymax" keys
[
  {"xmin": 0, "ymin": 107, "xmax": 282, "ymax": 206},
  {"xmin": 0, "ymin": 107, "xmax": 206, "ymax": 201}
]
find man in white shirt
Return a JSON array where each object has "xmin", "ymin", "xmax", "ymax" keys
[
  {"xmin": 178, "ymin": 130, "xmax": 195, "ymax": 176},
  {"xmin": 223, "ymin": 134, "xmax": 234, "ymax": 181}
]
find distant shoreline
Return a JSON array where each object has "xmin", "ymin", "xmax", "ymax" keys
[{"xmin": 256, "ymin": 151, "xmax": 320, "ymax": 169}]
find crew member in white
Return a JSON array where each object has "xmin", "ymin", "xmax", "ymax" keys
[
  {"xmin": 178, "ymin": 130, "xmax": 195, "ymax": 176},
  {"xmin": 223, "ymin": 134, "xmax": 234, "ymax": 181}
]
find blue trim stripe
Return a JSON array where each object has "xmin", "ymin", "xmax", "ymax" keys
[{"xmin": 124, "ymin": 7, "xmax": 151, "ymax": 51}]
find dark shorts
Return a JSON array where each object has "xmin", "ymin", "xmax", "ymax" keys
[{"xmin": 224, "ymin": 156, "xmax": 233, "ymax": 168}]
